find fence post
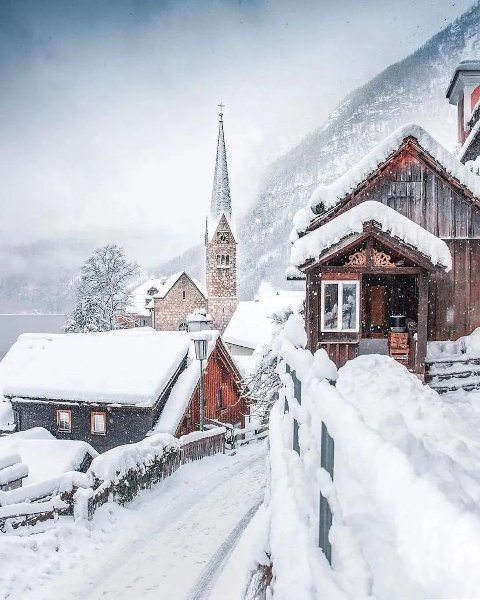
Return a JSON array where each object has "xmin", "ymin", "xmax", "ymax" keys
[
  {"xmin": 319, "ymin": 422, "xmax": 334, "ymax": 564},
  {"xmin": 284, "ymin": 363, "xmax": 290, "ymax": 413},
  {"xmin": 291, "ymin": 370, "xmax": 301, "ymax": 455}
]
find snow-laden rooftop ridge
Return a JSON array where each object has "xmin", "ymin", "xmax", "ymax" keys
[
  {"xmin": 290, "ymin": 200, "xmax": 452, "ymax": 271},
  {"xmin": 2, "ymin": 329, "xmax": 191, "ymax": 406},
  {"xmin": 291, "ymin": 123, "xmax": 480, "ymax": 238}
]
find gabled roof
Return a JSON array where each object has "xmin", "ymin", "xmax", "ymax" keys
[
  {"xmin": 3, "ymin": 329, "xmax": 191, "ymax": 407},
  {"xmin": 290, "ymin": 201, "xmax": 452, "ymax": 272},
  {"xmin": 150, "ymin": 334, "xmax": 241, "ymax": 436},
  {"xmin": 446, "ymin": 60, "xmax": 480, "ymax": 102},
  {"xmin": 223, "ymin": 289, "xmax": 304, "ymax": 351},
  {"xmin": 291, "ymin": 124, "xmax": 480, "ymax": 239},
  {"xmin": 207, "ymin": 211, "xmax": 237, "ymax": 243}
]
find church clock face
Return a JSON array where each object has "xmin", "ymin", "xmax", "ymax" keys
[{"xmin": 218, "ymin": 232, "xmax": 229, "ymax": 244}]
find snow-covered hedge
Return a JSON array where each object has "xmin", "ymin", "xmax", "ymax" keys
[{"xmin": 266, "ymin": 314, "xmax": 480, "ymax": 599}]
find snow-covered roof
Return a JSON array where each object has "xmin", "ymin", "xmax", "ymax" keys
[
  {"xmin": 459, "ymin": 118, "xmax": 480, "ymax": 162},
  {"xmin": 223, "ymin": 288, "xmax": 304, "ymax": 351},
  {"xmin": 153, "ymin": 272, "xmax": 207, "ymax": 300},
  {"xmin": 3, "ymin": 329, "xmax": 191, "ymax": 406},
  {"xmin": 290, "ymin": 200, "xmax": 452, "ymax": 272},
  {"xmin": 151, "ymin": 332, "xmax": 221, "ymax": 435},
  {"xmin": 127, "ymin": 273, "xmax": 207, "ymax": 315},
  {"xmin": 291, "ymin": 123, "xmax": 480, "ymax": 238},
  {"xmin": 0, "ymin": 428, "xmax": 97, "ymax": 485},
  {"xmin": 446, "ymin": 60, "xmax": 480, "ymax": 101},
  {"xmin": 207, "ymin": 211, "xmax": 237, "ymax": 243}
]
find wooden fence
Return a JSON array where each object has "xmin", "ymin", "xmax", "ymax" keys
[{"xmin": 0, "ymin": 429, "xmax": 226, "ymax": 532}]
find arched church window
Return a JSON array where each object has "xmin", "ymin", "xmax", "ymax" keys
[
  {"xmin": 217, "ymin": 254, "xmax": 231, "ymax": 268},
  {"xmin": 178, "ymin": 320, "xmax": 188, "ymax": 331},
  {"xmin": 182, "ymin": 290, "xmax": 186, "ymax": 300}
]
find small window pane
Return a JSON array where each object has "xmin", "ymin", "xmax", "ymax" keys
[
  {"xmin": 93, "ymin": 413, "xmax": 106, "ymax": 434},
  {"xmin": 323, "ymin": 284, "xmax": 339, "ymax": 330},
  {"xmin": 342, "ymin": 283, "xmax": 358, "ymax": 330},
  {"xmin": 58, "ymin": 410, "xmax": 71, "ymax": 432}
]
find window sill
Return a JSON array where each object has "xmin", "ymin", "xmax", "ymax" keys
[{"xmin": 91, "ymin": 431, "xmax": 106, "ymax": 436}]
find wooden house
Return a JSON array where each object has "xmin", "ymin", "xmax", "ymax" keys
[
  {"xmin": 4, "ymin": 329, "xmax": 246, "ymax": 452},
  {"xmin": 288, "ymin": 121, "xmax": 480, "ymax": 378}
]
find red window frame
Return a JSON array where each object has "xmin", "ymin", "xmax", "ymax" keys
[
  {"xmin": 57, "ymin": 409, "xmax": 72, "ymax": 433},
  {"xmin": 90, "ymin": 411, "xmax": 107, "ymax": 435}
]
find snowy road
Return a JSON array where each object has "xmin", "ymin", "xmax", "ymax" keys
[{"xmin": 2, "ymin": 443, "xmax": 266, "ymax": 600}]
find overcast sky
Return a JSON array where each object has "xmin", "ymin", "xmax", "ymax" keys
[{"xmin": 0, "ymin": 0, "xmax": 475, "ymax": 272}]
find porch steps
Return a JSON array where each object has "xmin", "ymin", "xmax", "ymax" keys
[{"xmin": 425, "ymin": 356, "xmax": 480, "ymax": 394}]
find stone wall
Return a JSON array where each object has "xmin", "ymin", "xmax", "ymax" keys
[
  {"xmin": 206, "ymin": 215, "xmax": 237, "ymax": 331},
  {"xmin": 153, "ymin": 273, "xmax": 207, "ymax": 331}
]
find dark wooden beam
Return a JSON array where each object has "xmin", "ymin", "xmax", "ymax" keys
[
  {"xmin": 316, "ymin": 266, "xmax": 424, "ymax": 275},
  {"xmin": 415, "ymin": 272, "xmax": 429, "ymax": 378}
]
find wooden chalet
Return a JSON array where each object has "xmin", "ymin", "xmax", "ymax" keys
[
  {"xmin": 4, "ymin": 329, "xmax": 246, "ymax": 452},
  {"xmin": 289, "ymin": 120, "xmax": 480, "ymax": 378}
]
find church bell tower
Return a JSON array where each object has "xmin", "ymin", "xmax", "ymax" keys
[{"xmin": 206, "ymin": 105, "xmax": 237, "ymax": 332}]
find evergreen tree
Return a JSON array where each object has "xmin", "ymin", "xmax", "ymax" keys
[{"xmin": 65, "ymin": 244, "xmax": 139, "ymax": 333}]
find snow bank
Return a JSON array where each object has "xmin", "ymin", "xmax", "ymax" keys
[
  {"xmin": 267, "ymin": 323, "xmax": 480, "ymax": 598},
  {"xmin": 427, "ymin": 326, "xmax": 480, "ymax": 360},
  {"xmin": 88, "ymin": 433, "xmax": 178, "ymax": 483},
  {"xmin": 290, "ymin": 200, "xmax": 452, "ymax": 271},
  {"xmin": 292, "ymin": 123, "xmax": 480, "ymax": 237},
  {"xmin": 0, "ymin": 463, "xmax": 28, "ymax": 486},
  {"xmin": 0, "ymin": 428, "xmax": 97, "ymax": 485},
  {"xmin": 2, "ymin": 329, "xmax": 190, "ymax": 406}
]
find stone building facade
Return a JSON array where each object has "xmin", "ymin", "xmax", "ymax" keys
[
  {"xmin": 205, "ymin": 111, "xmax": 238, "ymax": 332},
  {"xmin": 153, "ymin": 273, "xmax": 207, "ymax": 331},
  {"xmin": 206, "ymin": 215, "xmax": 237, "ymax": 332}
]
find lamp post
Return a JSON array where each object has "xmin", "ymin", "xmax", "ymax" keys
[{"xmin": 192, "ymin": 332, "xmax": 211, "ymax": 431}]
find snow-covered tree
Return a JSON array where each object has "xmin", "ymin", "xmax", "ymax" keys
[
  {"xmin": 240, "ymin": 307, "xmax": 296, "ymax": 424},
  {"xmin": 65, "ymin": 244, "xmax": 139, "ymax": 333}
]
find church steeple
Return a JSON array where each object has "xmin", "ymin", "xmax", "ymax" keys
[
  {"xmin": 210, "ymin": 104, "xmax": 232, "ymax": 220},
  {"xmin": 205, "ymin": 105, "xmax": 237, "ymax": 333}
]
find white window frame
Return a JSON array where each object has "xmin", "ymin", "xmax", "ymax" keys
[{"xmin": 320, "ymin": 280, "xmax": 360, "ymax": 333}]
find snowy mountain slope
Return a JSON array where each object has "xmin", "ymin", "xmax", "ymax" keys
[
  {"xmin": 159, "ymin": 2, "xmax": 480, "ymax": 299},
  {"xmin": 235, "ymin": 2, "xmax": 480, "ymax": 298}
]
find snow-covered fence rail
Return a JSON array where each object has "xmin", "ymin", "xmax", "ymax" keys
[
  {"xmin": 80, "ymin": 428, "xmax": 226, "ymax": 520},
  {"xmin": 0, "ymin": 429, "xmax": 226, "ymax": 531},
  {"xmin": 267, "ymin": 314, "xmax": 480, "ymax": 598},
  {"xmin": 0, "ymin": 472, "xmax": 89, "ymax": 532}
]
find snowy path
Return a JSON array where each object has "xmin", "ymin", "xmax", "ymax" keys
[{"xmin": 2, "ymin": 443, "xmax": 266, "ymax": 600}]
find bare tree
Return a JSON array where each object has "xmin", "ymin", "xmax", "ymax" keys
[{"xmin": 65, "ymin": 244, "xmax": 139, "ymax": 333}]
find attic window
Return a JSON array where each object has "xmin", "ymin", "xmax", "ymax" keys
[
  {"xmin": 147, "ymin": 287, "xmax": 159, "ymax": 296},
  {"xmin": 182, "ymin": 290, "xmax": 186, "ymax": 300},
  {"xmin": 57, "ymin": 409, "xmax": 72, "ymax": 433}
]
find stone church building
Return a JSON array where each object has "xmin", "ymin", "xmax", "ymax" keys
[{"xmin": 126, "ymin": 109, "xmax": 237, "ymax": 333}]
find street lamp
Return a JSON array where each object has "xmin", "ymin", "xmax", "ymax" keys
[{"xmin": 192, "ymin": 332, "xmax": 211, "ymax": 431}]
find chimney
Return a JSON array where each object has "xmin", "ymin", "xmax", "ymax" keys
[{"xmin": 446, "ymin": 60, "xmax": 480, "ymax": 145}]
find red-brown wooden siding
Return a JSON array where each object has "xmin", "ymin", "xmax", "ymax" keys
[{"xmin": 176, "ymin": 343, "xmax": 246, "ymax": 436}]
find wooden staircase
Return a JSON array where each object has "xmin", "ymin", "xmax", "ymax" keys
[{"xmin": 425, "ymin": 356, "xmax": 480, "ymax": 394}]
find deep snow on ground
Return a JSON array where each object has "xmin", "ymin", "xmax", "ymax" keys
[{"xmin": 0, "ymin": 442, "xmax": 266, "ymax": 600}]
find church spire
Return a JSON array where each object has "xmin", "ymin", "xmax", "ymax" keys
[{"xmin": 210, "ymin": 104, "xmax": 232, "ymax": 219}]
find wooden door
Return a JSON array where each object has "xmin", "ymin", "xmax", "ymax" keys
[{"xmin": 369, "ymin": 285, "xmax": 387, "ymax": 337}]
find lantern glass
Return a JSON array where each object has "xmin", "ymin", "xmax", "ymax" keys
[{"xmin": 194, "ymin": 338, "xmax": 208, "ymax": 361}]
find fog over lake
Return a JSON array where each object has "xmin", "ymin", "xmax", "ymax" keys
[{"xmin": 0, "ymin": 315, "xmax": 66, "ymax": 359}]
